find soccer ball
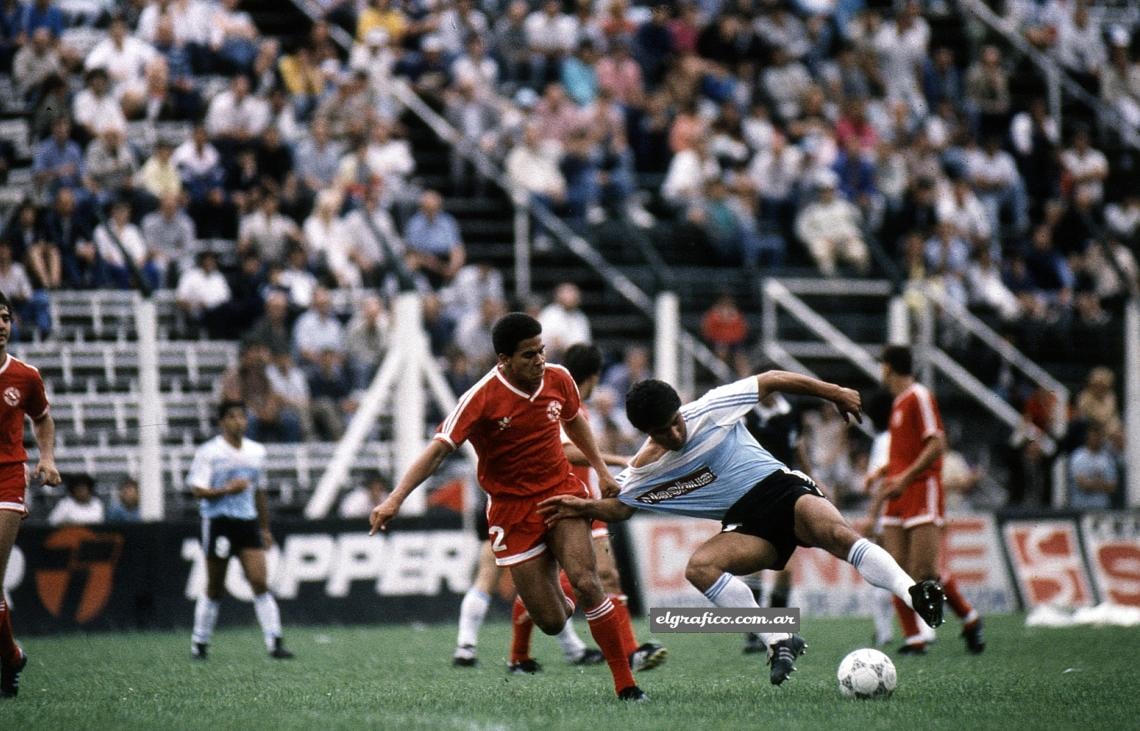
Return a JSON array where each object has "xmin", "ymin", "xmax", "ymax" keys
[{"xmin": 837, "ymin": 648, "xmax": 897, "ymax": 699}]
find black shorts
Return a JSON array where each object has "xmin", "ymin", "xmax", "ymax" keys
[
  {"xmin": 721, "ymin": 469, "xmax": 826, "ymax": 571},
  {"xmin": 201, "ymin": 516, "xmax": 264, "ymax": 559}
]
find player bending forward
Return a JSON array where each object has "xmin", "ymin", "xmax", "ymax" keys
[
  {"xmin": 539, "ymin": 371, "xmax": 945, "ymax": 685},
  {"xmin": 372, "ymin": 314, "xmax": 648, "ymax": 701}
]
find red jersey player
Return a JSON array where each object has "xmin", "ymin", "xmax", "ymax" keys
[
  {"xmin": 872, "ymin": 345, "xmax": 984, "ymax": 655},
  {"xmin": 0, "ymin": 290, "xmax": 62, "ymax": 698},
  {"xmin": 371, "ymin": 313, "xmax": 647, "ymax": 701}
]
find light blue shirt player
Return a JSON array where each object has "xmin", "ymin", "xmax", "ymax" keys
[
  {"xmin": 616, "ymin": 377, "xmax": 788, "ymax": 520},
  {"xmin": 187, "ymin": 434, "xmax": 268, "ymax": 521}
]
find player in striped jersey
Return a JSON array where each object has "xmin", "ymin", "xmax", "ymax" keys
[{"xmin": 539, "ymin": 370, "xmax": 945, "ymax": 685}]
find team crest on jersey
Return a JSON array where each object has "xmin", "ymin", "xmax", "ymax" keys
[
  {"xmin": 2, "ymin": 386, "xmax": 19, "ymax": 406},
  {"xmin": 546, "ymin": 401, "xmax": 562, "ymax": 421},
  {"xmin": 497, "ymin": 416, "xmax": 512, "ymax": 431}
]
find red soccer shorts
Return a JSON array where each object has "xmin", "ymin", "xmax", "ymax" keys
[
  {"xmin": 881, "ymin": 474, "xmax": 944, "ymax": 529},
  {"xmin": 486, "ymin": 476, "xmax": 591, "ymax": 566},
  {"xmin": 0, "ymin": 462, "xmax": 29, "ymax": 516}
]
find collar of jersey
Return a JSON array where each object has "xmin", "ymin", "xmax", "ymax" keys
[{"xmin": 495, "ymin": 365, "xmax": 544, "ymax": 401}]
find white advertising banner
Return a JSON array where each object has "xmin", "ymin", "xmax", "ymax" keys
[
  {"xmin": 1002, "ymin": 519, "xmax": 1096, "ymax": 609},
  {"xmin": 1080, "ymin": 512, "xmax": 1140, "ymax": 607}
]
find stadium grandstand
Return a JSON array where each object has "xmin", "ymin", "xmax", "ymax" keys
[{"xmin": 0, "ymin": 0, "xmax": 1136, "ymax": 528}]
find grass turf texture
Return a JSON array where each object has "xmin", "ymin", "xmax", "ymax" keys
[{"xmin": 3, "ymin": 614, "xmax": 1135, "ymax": 730}]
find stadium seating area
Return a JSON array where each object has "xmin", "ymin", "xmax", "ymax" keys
[{"xmin": 0, "ymin": 0, "xmax": 1134, "ymax": 518}]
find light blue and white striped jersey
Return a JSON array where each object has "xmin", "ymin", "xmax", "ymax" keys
[
  {"xmin": 616, "ymin": 377, "xmax": 787, "ymax": 520},
  {"xmin": 186, "ymin": 435, "xmax": 267, "ymax": 520}
]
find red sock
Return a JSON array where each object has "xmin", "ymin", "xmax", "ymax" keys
[
  {"xmin": 609, "ymin": 594, "xmax": 638, "ymax": 657},
  {"xmin": 510, "ymin": 596, "xmax": 534, "ymax": 664},
  {"xmin": 941, "ymin": 576, "xmax": 977, "ymax": 622},
  {"xmin": 584, "ymin": 598, "xmax": 637, "ymax": 694},
  {"xmin": 558, "ymin": 571, "xmax": 577, "ymax": 613},
  {"xmin": 0, "ymin": 599, "xmax": 19, "ymax": 666},
  {"xmin": 893, "ymin": 595, "xmax": 923, "ymax": 645}
]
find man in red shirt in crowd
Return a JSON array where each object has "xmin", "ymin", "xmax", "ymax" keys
[
  {"xmin": 0, "ymin": 290, "xmax": 62, "ymax": 698},
  {"xmin": 874, "ymin": 345, "xmax": 984, "ymax": 655},
  {"xmin": 371, "ymin": 313, "xmax": 648, "ymax": 701}
]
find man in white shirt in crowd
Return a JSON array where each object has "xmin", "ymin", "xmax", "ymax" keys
[
  {"xmin": 48, "ymin": 473, "xmax": 105, "ymax": 526},
  {"xmin": 795, "ymin": 169, "xmax": 868, "ymax": 277},
  {"xmin": 538, "ymin": 282, "xmax": 591, "ymax": 359}
]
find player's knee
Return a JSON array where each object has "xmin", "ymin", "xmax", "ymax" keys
[
  {"xmin": 684, "ymin": 556, "xmax": 720, "ymax": 593},
  {"xmin": 533, "ymin": 608, "xmax": 568, "ymax": 635},
  {"xmin": 596, "ymin": 566, "xmax": 620, "ymax": 593}
]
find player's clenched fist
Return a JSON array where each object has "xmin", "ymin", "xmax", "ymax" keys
[{"xmin": 369, "ymin": 496, "xmax": 401, "ymax": 535}]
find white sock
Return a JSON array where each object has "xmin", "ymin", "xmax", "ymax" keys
[
  {"xmin": 253, "ymin": 592, "xmax": 283, "ymax": 651},
  {"xmin": 871, "ymin": 588, "xmax": 895, "ymax": 645},
  {"xmin": 703, "ymin": 573, "xmax": 789, "ymax": 648},
  {"xmin": 556, "ymin": 618, "xmax": 587, "ymax": 661},
  {"xmin": 847, "ymin": 538, "xmax": 915, "ymax": 605},
  {"xmin": 456, "ymin": 588, "xmax": 490, "ymax": 649},
  {"xmin": 192, "ymin": 596, "xmax": 220, "ymax": 646}
]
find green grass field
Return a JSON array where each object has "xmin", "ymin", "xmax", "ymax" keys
[{"xmin": 3, "ymin": 614, "xmax": 1136, "ymax": 730}]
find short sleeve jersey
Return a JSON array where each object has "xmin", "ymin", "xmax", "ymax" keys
[
  {"xmin": 0, "ymin": 355, "xmax": 50, "ymax": 466},
  {"xmin": 436, "ymin": 364, "xmax": 581, "ymax": 499},
  {"xmin": 615, "ymin": 377, "xmax": 787, "ymax": 520},
  {"xmin": 887, "ymin": 382, "xmax": 943, "ymax": 485},
  {"xmin": 186, "ymin": 434, "xmax": 267, "ymax": 520}
]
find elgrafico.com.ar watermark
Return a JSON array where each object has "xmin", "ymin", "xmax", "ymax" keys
[{"xmin": 649, "ymin": 608, "xmax": 800, "ymax": 633}]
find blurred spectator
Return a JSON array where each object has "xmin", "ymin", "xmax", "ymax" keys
[
  {"xmin": 83, "ymin": 127, "xmax": 138, "ymax": 209},
  {"xmin": 967, "ymin": 134, "xmax": 1028, "ymax": 237},
  {"xmin": 248, "ymin": 289, "xmax": 294, "ymax": 355},
  {"xmin": 208, "ymin": 0, "xmax": 260, "ymax": 74},
  {"xmin": 85, "ymin": 15, "xmax": 156, "ymax": 92},
  {"xmin": 295, "ymin": 117, "xmax": 343, "ymax": 194},
  {"xmin": 596, "ymin": 39, "xmax": 643, "ymax": 105},
  {"xmin": 561, "ymin": 40, "xmax": 600, "ymax": 107},
  {"xmin": 338, "ymin": 473, "xmax": 389, "ymax": 519},
  {"xmin": 492, "ymin": 0, "xmax": 531, "ymax": 88},
  {"xmin": 454, "ymin": 295, "xmax": 507, "ymax": 372},
  {"xmin": 437, "ymin": 0, "xmax": 487, "ymax": 58},
  {"xmin": 0, "ymin": 240, "xmax": 48, "ymax": 340},
  {"xmin": 662, "ymin": 138, "xmax": 720, "ymax": 209},
  {"xmin": 922, "ymin": 46, "xmax": 961, "ymax": 112},
  {"xmin": 794, "ymin": 169, "xmax": 868, "ymax": 276},
  {"xmin": 403, "ymin": 190, "xmax": 465, "ymax": 288},
  {"xmin": 13, "ymin": 26, "xmax": 62, "ymax": 101},
  {"xmin": 1101, "ymin": 40, "xmax": 1140, "ymax": 128},
  {"xmin": 304, "ymin": 189, "xmax": 359, "ymax": 289},
  {"xmin": 307, "ymin": 348, "xmax": 356, "ymax": 441},
  {"xmin": 275, "ymin": 244, "xmax": 319, "ymax": 309},
  {"xmin": 14, "ymin": 199, "xmax": 62, "ymax": 292},
  {"xmin": 634, "ymin": 3, "xmax": 674, "ymax": 87},
  {"xmin": 1059, "ymin": 126, "xmax": 1108, "ymax": 206},
  {"xmin": 967, "ymin": 246, "xmax": 1022, "ymax": 322},
  {"xmin": 506, "ymin": 121, "xmax": 566, "ymax": 210},
  {"xmin": 2, "ymin": 200, "xmax": 37, "ymax": 270},
  {"xmin": 525, "ymin": 0, "xmax": 577, "ymax": 90},
  {"xmin": 344, "ymin": 293, "xmax": 389, "ymax": 390},
  {"xmin": 239, "ymin": 191, "xmax": 303, "ymax": 266},
  {"xmin": 1075, "ymin": 367, "xmax": 1122, "ymax": 442},
  {"xmin": 266, "ymin": 347, "xmax": 314, "ymax": 441},
  {"xmin": 1054, "ymin": 0, "xmax": 1104, "ymax": 83},
  {"xmin": 601, "ymin": 344, "xmax": 650, "ymax": 408},
  {"xmin": 964, "ymin": 45, "xmax": 1010, "ymax": 138},
  {"xmin": 292, "ymin": 286, "xmax": 345, "ymax": 374},
  {"xmin": 105, "ymin": 477, "xmax": 141, "ymax": 523},
  {"xmin": 220, "ymin": 339, "xmax": 302, "ymax": 443},
  {"xmin": 700, "ymin": 292, "xmax": 748, "ymax": 369},
  {"xmin": 33, "ymin": 117, "xmax": 84, "ymax": 199},
  {"xmin": 1009, "ymin": 97, "xmax": 1060, "ymax": 207},
  {"xmin": 923, "ymin": 221, "xmax": 970, "ymax": 308},
  {"xmin": 443, "ymin": 259, "xmax": 505, "ymax": 325},
  {"xmin": 1105, "ymin": 189, "xmax": 1140, "ymax": 247},
  {"xmin": 136, "ymin": 140, "xmax": 182, "ymax": 200},
  {"xmin": 538, "ymin": 282, "xmax": 591, "ymax": 359},
  {"xmin": 175, "ymin": 250, "xmax": 231, "ymax": 335},
  {"xmin": 141, "ymin": 194, "xmax": 195, "ymax": 285},
  {"xmin": 1068, "ymin": 423, "xmax": 1119, "ymax": 511},
  {"xmin": 356, "ymin": 0, "xmax": 407, "ymax": 46},
  {"xmin": 205, "ymin": 74, "xmax": 270, "ymax": 150},
  {"xmin": 48, "ymin": 473, "xmax": 105, "ymax": 526},
  {"xmin": 343, "ymin": 184, "xmax": 402, "ymax": 288},
  {"xmin": 39, "ymin": 187, "xmax": 100, "ymax": 289},
  {"xmin": 94, "ymin": 199, "xmax": 160, "ymax": 290}
]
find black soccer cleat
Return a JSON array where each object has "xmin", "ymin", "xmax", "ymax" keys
[
  {"xmin": 507, "ymin": 658, "xmax": 543, "ymax": 674},
  {"xmin": 269, "ymin": 637, "xmax": 295, "ymax": 659},
  {"xmin": 452, "ymin": 645, "xmax": 478, "ymax": 667},
  {"xmin": 0, "ymin": 647, "xmax": 27, "ymax": 698},
  {"xmin": 617, "ymin": 685, "xmax": 649, "ymax": 702},
  {"xmin": 571, "ymin": 648, "xmax": 605, "ymax": 666},
  {"xmin": 742, "ymin": 633, "xmax": 766, "ymax": 655},
  {"xmin": 629, "ymin": 642, "xmax": 668, "ymax": 672},
  {"xmin": 897, "ymin": 642, "xmax": 928, "ymax": 656},
  {"xmin": 191, "ymin": 642, "xmax": 208, "ymax": 661},
  {"xmin": 768, "ymin": 635, "xmax": 807, "ymax": 685},
  {"xmin": 910, "ymin": 579, "xmax": 946, "ymax": 629},
  {"xmin": 962, "ymin": 618, "xmax": 986, "ymax": 654}
]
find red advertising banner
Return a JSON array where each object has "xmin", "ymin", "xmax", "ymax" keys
[{"xmin": 1002, "ymin": 520, "xmax": 1095, "ymax": 608}]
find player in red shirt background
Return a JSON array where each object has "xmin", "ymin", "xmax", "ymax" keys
[
  {"xmin": 371, "ymin": 313, "xmax": 647, "ymax": 701},
  {"xmin": 872, "ymin": 345, "xmax": 984, "ymax": 655},
  {"xmin": 0, "ymin": 290, "xmax": 62, "ymax": 698}
]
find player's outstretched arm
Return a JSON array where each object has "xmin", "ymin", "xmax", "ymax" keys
[
  {"xmin": 31, "ymin": 413, "xmax": 61, "ymax": 486},
  {"xmin": 756, "ymin": 370, "xmax": 862, "ymax": 423},
  {"xmin": 563, "ymin": 412, "xmax": 621, "ymax": 496},
  {"xmin": 370, "ymin": 439, "xmax": 453, "ymax": 535},
  {"xmin": 538, "ymin": 494, "xmax": 636, "ymax": 524}
]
